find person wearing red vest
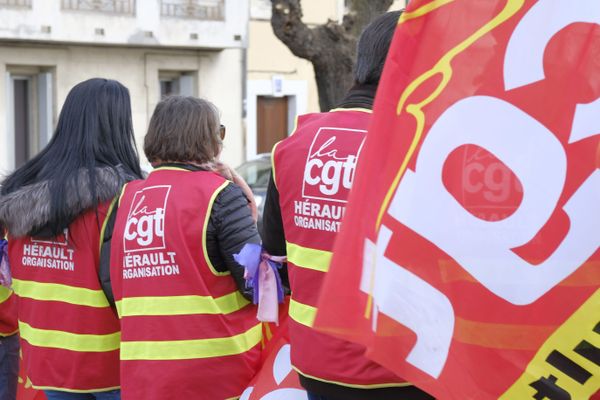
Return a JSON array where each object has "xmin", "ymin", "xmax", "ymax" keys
[
  {"xmin": 0, "ymin": 286, "xmax": 18, "ymax": 400},
  {"xmin": 109, "ymin": 96, "xmax": 262, "ymax": 400},
  {"xmin": 262, "ymin": 11, "xmax": 434, "ymax": 400},
  {"xmin": 0, "ymin": 78, "xmax": 143, "ymax": 400},
  {"xmin": 0, "ymin": 223, "xmax": 19, "ymax": 400}
]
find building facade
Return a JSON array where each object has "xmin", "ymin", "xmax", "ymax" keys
[{"xmin": 0, "ymin": 0, "xmax": 249, "ymax": 173}]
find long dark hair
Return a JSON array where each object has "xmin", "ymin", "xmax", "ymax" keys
[
  {"xmin": 355, "ymin": 10, "xmax": 402, "ymax": 85},
  {"xmin": 1, "ymin": 78, "xmax": 143, "ymax": 235}
]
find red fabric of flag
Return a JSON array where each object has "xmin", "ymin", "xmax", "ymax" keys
[
  {"xmin": 241, "ymin": 317, "xmax": 307, "ymax": 400},
  {"xmin": 315, "ymin": 1, "xmax": 600, "ymax": 399}
]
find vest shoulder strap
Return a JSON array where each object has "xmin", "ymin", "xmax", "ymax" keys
[{"xmin": 99, "ymin": 196, "xmax": 120, "ymax": 309}]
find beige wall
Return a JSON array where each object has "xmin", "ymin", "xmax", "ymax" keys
[
  {"xmin": 0, "ymin": 44, "xmax": 245, "ymax": 174},
  {"xmin": 0, "ymin": 0, "xmax": 248, "ymax": 50},
  {"xmin": 248, "ymin": 0, "xmax": 344, "ymax": 114},
  {"xmin": 245, "ymin": 0, "xmax": 409, "ymax": 159},
  {"xmin": 248, "ymin": 20, "xmax": 320, "ymax": 113},
  {"xmin": 248, "ymin": 0, "xmax": 409, "ymax": 113}
]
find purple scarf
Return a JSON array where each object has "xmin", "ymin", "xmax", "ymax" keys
[
  {"xmin": 234, "ymin": 243, "xmax": 286, "ymax": 324},
  {"xmin": 0, "ymin": 240, "xmax": 11, "ymax": 288}
]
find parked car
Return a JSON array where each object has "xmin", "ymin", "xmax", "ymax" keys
[{"xmin": 236, "ymin": 153, "xmax": 271, "ymax": 233}]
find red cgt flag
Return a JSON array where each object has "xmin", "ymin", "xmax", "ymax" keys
[
  {"xmin": 315, "ymin": 1, "xmax": 600, "ymax": 399},
  {"xmin": 240, "ymin": 318, "xmax": 307, "ymax": 400},
  {"xmin": 17, "ymin": 362, "xmax": 46, "ymax": 400}
]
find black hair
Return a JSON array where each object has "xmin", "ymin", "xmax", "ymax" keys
[
  {"xmin": 1, "ymin": 78, "xmax": 143, "ymax": 235},
  {"xmin": 355, "ymin": 10, "xmax": 403, "ymax": 85}
]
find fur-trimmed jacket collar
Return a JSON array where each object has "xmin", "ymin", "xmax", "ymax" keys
[{"xmin": 0, "ymin": 166, "xmax": 133, "ymax": 238}]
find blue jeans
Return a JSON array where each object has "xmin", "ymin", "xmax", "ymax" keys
[
  {"xmin": 44, "ymin": 390, "xmax": 121, "ymax": 400},
  {"xmin": 0, "ymin": 334, "xmax": 19, "ymax": 400}
]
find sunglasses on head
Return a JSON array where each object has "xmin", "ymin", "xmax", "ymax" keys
[{"xmin": 219, "ymin": 124, "xmax": 226, "ymax": 140}]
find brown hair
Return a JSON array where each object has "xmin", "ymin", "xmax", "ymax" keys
[{"xmin": 144, "ymin": 96, "xmax": 222, "ymax": 164}]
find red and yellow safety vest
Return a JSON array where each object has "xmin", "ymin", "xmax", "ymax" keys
[
  {"xmin": 110, "ymin": 167, "xmax": 261, "ymax": 400},
  {"xmin": 0, "ymin": 286, "xmax": 18, "ymax": 337},
  {"xmin": 273, "ymin": 108, "xmax": 409, "ymax": 389},
  {"xmin": 8, "ymin": 204, "xmax": 120, "ymax": 392}
]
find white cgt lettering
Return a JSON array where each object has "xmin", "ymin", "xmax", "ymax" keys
[
  {"xmin": 361, "ymin": 0, "xmax": 600, "ymax": 378},
  {"xmin": 124, "ymin": 208, "xmax": 165, "ymax": 247},
  {"xmin": 361, "ymin": 226, "xmax": 454, "ymax": 378},
  {"xmin": 389, "ymin": 96, "xmax": 599, "ymax": 305},
  {"xmin": 124, "ymin": 217, "xmax": 138, "ymax": 242},
  {"xmin": 238, "ymin": 344, "xmax": 308, "ymax": 400},
  {"xmin": 305, "ymin": 159, "xmax": 323, "ymax": 186},
  {"xmin": 304, "ymin": 157, "xmax": 357, "ymax": 196},
  {"xmin": 503, "ymin": 0, "xmax": 600, "ymax": 144}
]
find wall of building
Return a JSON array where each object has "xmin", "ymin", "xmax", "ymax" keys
[
  {"xmin": 0, "ymin": 0, "xmax": 412, "ymax": 172},
  {"xmin": 248, "ymin": 0, "xmax": 345, "ymax": 114},
  {"xmin": 0, "ymin": 44, "xmax": 245, "ymax": 173},
  {"xmin": 248, "ymin": 0, "xmax": 408, "ymax": 112},
  {"xmin": 0, "ymin": 0, "xmax": 247, "ymax": 49}
]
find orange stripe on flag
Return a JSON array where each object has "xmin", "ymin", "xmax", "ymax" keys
[
  {"xmin": 454, "ymin": 317, "xmax": 555, "ymax": 350},
  {"xmin": 439, "ymin": 260, "xmax": 600, "ymax": 287}
]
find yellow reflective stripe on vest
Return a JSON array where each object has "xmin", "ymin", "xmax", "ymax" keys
[
  {"xmin": 293, "ymin": 366, "xmax": 413, "ymax": 389},
  {"xmin": 98, "ymin": 195, "xmax": 118, "ymax": 254},
  {"xmin": 203, "ymin": 181, "xmax": 231, "ymax": 276},
  {"xmin": 18, "ymin": 321, "xmax": 120, "ymax": 352},
  {"xmin": 115, "ymin": 291, "xmax": 250, "ymax": 317},
  {"xmin": 29, "ymin": 384, "xmax": 121, "ymax": 394},
  {"xmin": 329, "ymin": 107, "xmax": 373, "ymax": 114},
  {"xmin": 271, "ymin": 140, "xmax": 283, "ymax": 189},
  {"xmin": 289, "ymin": 298, "xmax": 317, "ymax": 328},
  {"xmin": 151, "ymin": 166, "xmax": 190, "ymax": 172},
  {"xmin": 286, "ymin": 242, "xmax": 332, "ymax": 273},
  {"xmin": 0, "ymin": 286, "xmax": 11, "ymax": 303},
  {"xmin": 0, "ymin": 287, "xmax": 17, "ymax": 337},
  {"xmin": 12, "ymin": 279, "xmax": 109, "ymax": 308},
  {"xmin": 120, "ymin": 323, "xmax": 262, "ymax": 360}
]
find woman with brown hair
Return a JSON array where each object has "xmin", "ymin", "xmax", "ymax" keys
[{"xmin": 108, "ymin": 96, "xmax": 262, "ymax": 400}]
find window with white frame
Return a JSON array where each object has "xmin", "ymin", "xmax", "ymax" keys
[
  {"xmin": 159, "ymin": 71, "xmax": 197, "ymax": 99},
  {"xmin": 250, "ymin": 0, "xmax": 270, "ymax": 20},
  {"xmin": 6, "ymin": 67, "xmax": 54, "ymax": 169},
  {"xmin": 0, "ymin": 0, "xmax": 32, "ymax": 8},
  {"xmin": 61, "ymin": 0, "xmax": 136, "ymax": 15},
  {"xmin": 160, "ymin": 0, "xmax": 224, "ymax": 21}
]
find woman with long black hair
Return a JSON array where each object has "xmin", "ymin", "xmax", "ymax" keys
[{"xmin": 0, "ymin": 78, "xmax": 143, "ymax": 400}]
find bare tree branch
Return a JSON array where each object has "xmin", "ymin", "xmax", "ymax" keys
[
  {"xmin": 270, "ymin": 0, "xmax": 393, "ymax": 111},
  {"xmin": 344, "ymin": 0, "xmax": 395, "ymax": 36},
  {"xmin": 270, "ymin": 0, "xmax": 318, "ymax": 60}
]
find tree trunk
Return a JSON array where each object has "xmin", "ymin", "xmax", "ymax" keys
[{"xmin": 271, "ymin": 0, "xmax": 393, "ymax": 111}]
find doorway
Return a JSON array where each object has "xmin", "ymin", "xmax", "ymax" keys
[
  {"xmin": 256, "ymin": 96, "xmax": 288, "ymax": 154},
  {"xmin": 6, "ymin": 69, "xmax": 53, "ymax": 169}
]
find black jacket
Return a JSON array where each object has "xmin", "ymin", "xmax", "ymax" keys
[
  {"xmin": 261, "ymin": 85, "xmax": 435, "ymax": 400},
  {"xmin": 100, "ymin": 164, "xmax": 260, "ymax": 305}
]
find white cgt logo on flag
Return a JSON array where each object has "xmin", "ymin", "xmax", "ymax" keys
[{"xmin": 361, "ymin": 0, "xmax": 600, "ymax": 380}]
